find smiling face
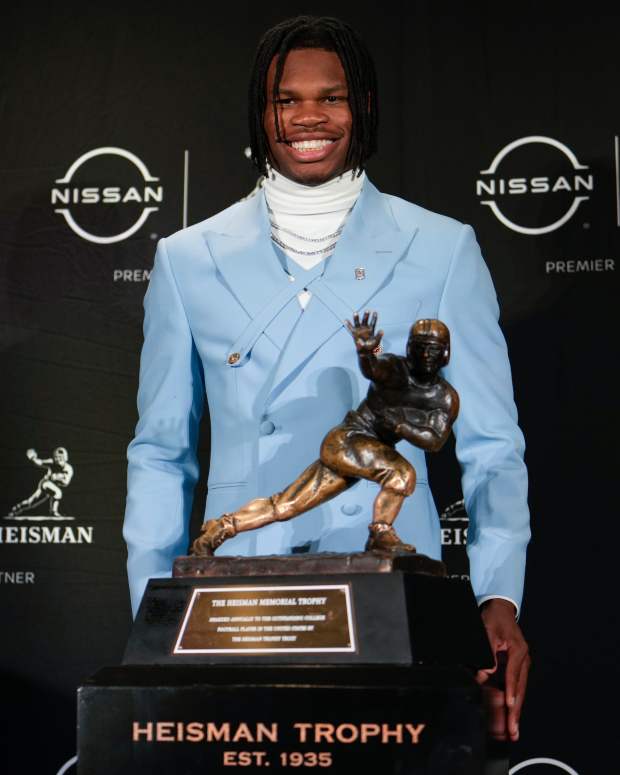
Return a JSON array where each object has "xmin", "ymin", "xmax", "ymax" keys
[{"xmin": 263, "ymin": 48, "xmax": 353, "ymax": 185}]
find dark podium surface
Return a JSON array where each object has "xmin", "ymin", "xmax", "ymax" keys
[{"xmin": 78, "ymin": 553, "xmax": 498, "ymax": 774}]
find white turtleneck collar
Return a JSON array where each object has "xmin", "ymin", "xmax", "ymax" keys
[{"xmin": 263, "ymin": 166, "xmax": 365, "ymax": 215}]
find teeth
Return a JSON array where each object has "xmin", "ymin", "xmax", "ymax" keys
[{"xmin": 290, "ymin": 139, "xmax": 334, "ymax": 150}]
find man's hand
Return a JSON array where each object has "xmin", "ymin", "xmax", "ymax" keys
[
  {"xmin": 476, "ymin": 598, "xmax": 531, "ymax": 742},
  {"xmin": 345, "ymin": 311, "xmax": 383, "ymax": 354}
]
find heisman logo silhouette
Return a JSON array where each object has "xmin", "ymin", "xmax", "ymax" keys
[{"xmin": 6, "ymin": 447, "xmax": 75, "ymax": 521}]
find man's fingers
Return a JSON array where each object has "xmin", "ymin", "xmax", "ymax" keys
[
  {"xmin": 361, "ymin": 310, "xmax": 369, "ymax": 326},
  {"xmin": 505, "ymin": 642, "xmax": 529, "ymax": 709},
  {"xmin": 345, "ymin": 319, "xmax": 353, "ymax": 333},
  {"xmin": 370, "ymin": 311, "xmax": 377, "ymax": 330},
  {"xmin": 478, "ymin": 602, "xmax": 530, "ymax": 743},
  {"xmin": 352, "ymin": 312, "xmax": 360, "ymax": 327},
  {"xmin": 507, "ymin": 653, "xmax": 531, "ymax": 741}
]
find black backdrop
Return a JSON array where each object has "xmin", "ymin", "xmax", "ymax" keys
[{"xmin": 1, "ymin": 4, "xmax": 618, "ymax": 773}]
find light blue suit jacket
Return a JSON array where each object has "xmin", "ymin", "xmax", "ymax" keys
[{"xmin": 123, "ymin": 179, "xmax": 530, "ymax": 617}]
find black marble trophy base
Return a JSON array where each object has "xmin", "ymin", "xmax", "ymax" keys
[
  {"xmin": 78, "ymin": 555, "xmax": 496, "ymax": 774},
  {"xmin": 78, "ymin": 664, "xmax": 485, "ymax": 775}
]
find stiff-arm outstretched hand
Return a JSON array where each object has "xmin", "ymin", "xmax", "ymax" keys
[{"xmin": 345, "ymin": 311, "xmax": 384, "ymax": 354}]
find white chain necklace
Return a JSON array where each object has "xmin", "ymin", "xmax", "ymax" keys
[
  {"xmin": 267, "ymin": 203, "xmax": 352, "ymax": 256},
  {"xmin": 270, "ymin": 232, "xmax": 338, "ymax": 256}
]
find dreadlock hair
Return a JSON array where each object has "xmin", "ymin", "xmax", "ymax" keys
[{"xmin": 248, "ymin": 16, "xmax": 379, "ymax": 178}]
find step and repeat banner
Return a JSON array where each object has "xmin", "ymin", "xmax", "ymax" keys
[{"xmin": 1, "ymin": 3, "xmax": 617, "ymax": 773}]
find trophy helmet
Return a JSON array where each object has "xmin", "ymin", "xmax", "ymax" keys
[{"xmin": 407, "ymin": 319, "xmax": 450, "ymax": 367}]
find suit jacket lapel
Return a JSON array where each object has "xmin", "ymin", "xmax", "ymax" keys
[
  {"xmin": 203, "ymin": 193, "xmax": 299, "ymax": 356},
  {"xmin": 266, "ymin": 180, "xmax": 418, "ymax": 405}
]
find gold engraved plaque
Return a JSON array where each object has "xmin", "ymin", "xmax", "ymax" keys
[{"xmin": 173, "ymin": 584, "xmax": 356, "ymax": 654}]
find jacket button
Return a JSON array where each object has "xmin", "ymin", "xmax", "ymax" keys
[
  {"xmin": 341, "ymin": 504, "xmax": 361, "ymax": 516},
  {"xmin": 227, "ymin": 352, "xmax": 241, "ymax": 365},
  {"xmin": 259, "ymin": 420, "xmax": 276, "ymax": 436}
]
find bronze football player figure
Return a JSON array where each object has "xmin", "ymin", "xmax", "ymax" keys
[{"xmin": 192, "ymin": 314, "xmax": 459, "ymax": 556}]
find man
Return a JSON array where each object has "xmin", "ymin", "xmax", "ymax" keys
[
  {"xmin": 124, "ymin": 15, "xmax": 530, "ymax": 742},
  {"xmin": 192, "ymin": 316, "xmax": 459, "ymax": 555}
]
